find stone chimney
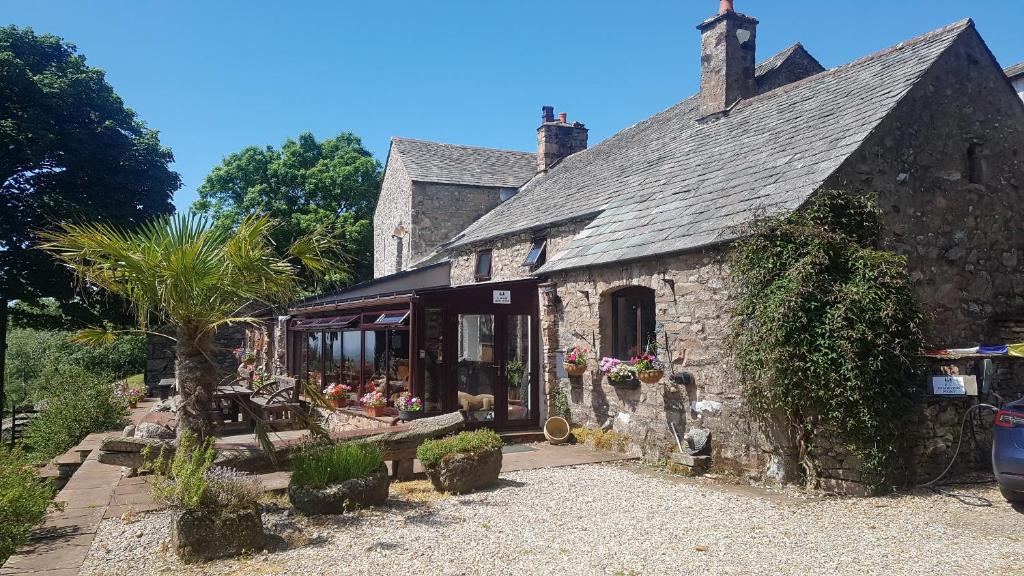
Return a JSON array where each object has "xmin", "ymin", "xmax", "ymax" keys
[
  {"xmin": 537, "ymin": 105, "xmax": 588, "ymax": 172},
  {"xmin": 697, "ymin": 0, "xmax": 758, "ymax": 117}
]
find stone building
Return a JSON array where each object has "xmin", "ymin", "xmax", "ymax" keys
[
  {"xmin": 281, "ymin": 3, "xmax": 1024, "ymax": 492},
  {"xmin": 1009, "ymin": 61, "xmax": 1024, "ymax": 102}
]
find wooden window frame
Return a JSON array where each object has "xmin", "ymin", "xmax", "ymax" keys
[{"xmin": 610, "ymin": 287, "xmax": 656, "ymax": 360}]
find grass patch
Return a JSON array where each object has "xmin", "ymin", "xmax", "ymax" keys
[
  {"xmin": 123, "ymin": 373, "xmax": 145, "ymax": 389},
  {"xmin": 290, "ymin": 443, "xmax": 383, "ymax": 489},
  {"xmin": 391, "ymin": 479, "xmax": 450, "ymax": 503},
  {"xmin": 416, "ymin": 429, "xmax": 503, "ymax": 469}
]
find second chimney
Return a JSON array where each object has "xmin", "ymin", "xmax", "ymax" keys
[
  {"xmin": 697, "ymin": 1, "xmax": 758, "ymax": 117},
  {"xmin": 537, "ymin": 105, "xmax": 588, "ymax": 172}
]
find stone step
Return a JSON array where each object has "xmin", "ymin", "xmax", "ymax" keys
[{"xmin": 500, "ymin": 429, "xmax": 546, "ymax": 445}]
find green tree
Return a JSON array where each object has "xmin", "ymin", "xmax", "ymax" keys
[
  {"xmin": 730, "ymin": 190, "xmax": 925, "ymax": 489},
  {"xmin": 39, "ymin": 214, "xmax": 334, "ymax": 437},
  {"xmin": 192, "ymin": 132, "xmax": 381, "ymax": 289},
  {"xmin": 0, "ymin": 26, "xmax": 178, "ymax": 421},
  {"xmin": 0, "ymin": 25, "xmax": 179, "ymax": 314}
]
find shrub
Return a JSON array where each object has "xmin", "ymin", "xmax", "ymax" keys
[
  {"xmin": 730, "ymin": 190, "xmax": 924, "ymax": 488},
  {"xmin": 290, "ymin": 442, "xmax": 383, "ymax": 489},
  {"xmin": 22, "ymin": 366, "xmax": 129, "ymax": 460},
  {"xmin": 416, "ymin": 429, "xmax": 503, "ymax": 469},
  {"xmin": 149, "ymin": 430, "xmax": 217, "ymax": 510},
  {"xmin": 0, "ymin": 448, "xmax": 57, "ymax": 563},
  {"xmin": 204, "ymin": 467, "xmax": 263, "ymax": 513}
]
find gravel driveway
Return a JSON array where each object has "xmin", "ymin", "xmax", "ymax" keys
[{"xmin": 81, "ymin": 463, "xmax": 1021, "ymax": 576}]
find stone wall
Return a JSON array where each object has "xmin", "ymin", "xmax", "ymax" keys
[
  {"xmin": 449, "ymin": 220, "xmax": 589, "ymax": 286},
  {"xmin": 410, "ymin": 181, "xmax": 510, "ymax": 268},
  {"xmin": 544, "ymin": 249, "xmax": 798, "ymax": 483},
  {"xmin": 373, "ymin": 153, "xmax": 412, "ymax": 278},
  {"xmin": 826, "ymin": 30, "xmax": 1024, "ymax": 347}
]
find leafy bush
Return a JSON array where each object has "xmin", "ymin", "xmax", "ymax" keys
[
  {"xmin": 3, "ymin": 328, "xmax": 146, "ymax": 410},
  {"xmin": 290, "ymin": 442, "xmax": 383, "ymax": 489},
  {"xmin": 416, "ymin": 429, "xmax": 503, "ymax": 469},
  {"xmin": 149, "ymin": 430, "xmax": 217, "ymax": 510},
  {"xmin": 0, "ymin": 448, "xmax": 57, "ymax": 563},
  {"xmin": 22, "ymin": 366, "xmax": 129, "ymax": 460},
  {"xmin": 730, "ymin": 190, "xmax": 924, "ymax": 488}
]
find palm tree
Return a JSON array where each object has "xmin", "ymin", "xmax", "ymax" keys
[{"xmin": 39, "ymin": 214, "xmax": 335, "ymax": 438}]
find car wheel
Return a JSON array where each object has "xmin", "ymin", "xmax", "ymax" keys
[{"xmin": 999, "ymin": 484, "xmax": 1024, "ymax": 503}]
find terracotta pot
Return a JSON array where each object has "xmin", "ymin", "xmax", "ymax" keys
[
  {"xmin": 543, "ymin": 416, "xmax": 571, "ymax": 445},
  {"xmin": 330, "ymin": 397, "xmax": 348, "ymax": 409},
  {"xmin": 637, "ymin": 369, "xmax": 665, "ymax": 384},
  {"xmin": 366, "ymin": 405, "xmax": 386, "ymax": 418},
  {"xmin": 129, "ymin": 400, "xmax": 138, "ymax": 409},
  {"xmin": 565, "ymin": 363, "xmax": 587, "ymax": 377}
]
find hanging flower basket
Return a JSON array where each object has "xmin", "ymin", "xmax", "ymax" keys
[
  {"xmin": 565, "ymin": 363, "xmax": 587, "ymax": 377},
  {"xmin": 637, "ymin": 369, "xmax": 665, "ymax": 384},
  {"xmin": 608, "ymin": 376, "xmax": 640, "ymax": 390}
]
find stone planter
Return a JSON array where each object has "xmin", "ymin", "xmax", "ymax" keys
[
  {"xmin": 565, "ymin": 363, "xmax": 587, "ymax": 377},
  {"xmin": 288, "ymin": 466, "xmax": 390, "ymax": 515},
  {"xmin": 637, "ymin": 369, "xmax": 665, "ymax": 384},
  {"xmin": 398, "ymin": 409, "xmax": 423, "ymax": 422},
  {"xmin": 425, "ymin": 447, "xmax": 502, "ymax": 494},
  {"xmin": 170, "ymin": 506, "xmax": 265, "ymax": 562}
]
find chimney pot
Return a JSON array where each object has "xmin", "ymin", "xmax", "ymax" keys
[
  {"xmin": 558, "ymin": 112, "xmax": 567, "ymax": 123},
  {"xmin": 542, "ymin": 105, "xmax": 555, "ymax": 123},
  {"xmin": 719, "ymin": 0, "xmax": 734, "ymax": 14}
]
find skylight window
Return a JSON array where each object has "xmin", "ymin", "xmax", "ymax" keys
[
  {"xmin": 523, "ymin": 238, "xmax": 547, "ymax": 268},
  {"xmin": 475, "ymin": 250, "xmax": 492, "ymax": 282},
  {"xmin": 373, "ymin": 311, "xmax": 410, "ymax": 326}
]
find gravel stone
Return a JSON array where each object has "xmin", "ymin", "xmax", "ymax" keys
[{"xmin": 80, "ymin": 464, "xmax": 1022, "ymax": 575}]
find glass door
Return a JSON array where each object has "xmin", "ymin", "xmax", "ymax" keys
[
  {"xmin": 456, "ymin": 314, "xmax": 499, "ymax": 423},
  {"xmin": 505, "ymin": 315, "xmax": 532, "ymax": 424}
]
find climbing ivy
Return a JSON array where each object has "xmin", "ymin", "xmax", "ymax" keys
[{"xmin": 729, "ymin": 190, "xmax": 925, "ymax": 489}]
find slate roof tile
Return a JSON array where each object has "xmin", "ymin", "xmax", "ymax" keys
[
  {"xmin": 390, "ymin": 137, "xmax": 536, "ymax": 189},
  {"xmin": 1006, "ymin": 61, "xmax": 1024, "ymax": 79},
  {"xmin": 445, "ymin": 19, "xmax": 972, "ymax": 274}
]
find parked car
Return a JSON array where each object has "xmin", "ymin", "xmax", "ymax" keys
[{"xmin": 993, "ymin": 398, "xmax": 1024, "ymax": 503}]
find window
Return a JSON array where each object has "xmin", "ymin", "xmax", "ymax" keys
[
  {"xmin": 371, "ymin": 311, "xmax": 410, "ymax": 326},
  {"xmin": 610, "ymin": 287, "xmax": 656, "ymax": 360},
  {"xmin": 523, "ymin": 238, "xmax": 547, "ymax": 269},
  {"xmin": 474, "ymin": 250, "xmax": 492, "ymax": 281}
]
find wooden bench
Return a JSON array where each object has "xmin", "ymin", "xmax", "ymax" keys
[{"xmin": 248, "ymin": 376, "xmax": 300, "ymax": 431}]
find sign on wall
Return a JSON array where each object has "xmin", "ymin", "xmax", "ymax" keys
[
  {"xmin": 931, "ymin": 375, "xmax": 978, "ymax": 396},
  {"xmin": 493, "ymin": 290, "xmax": 511, "ymax": 305}
]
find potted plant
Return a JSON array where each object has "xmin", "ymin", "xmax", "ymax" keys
[
  {"xmin": 148, "ymin": 431, "xmax": 266, "ymax": 562},
  {"xmin": 125, "ymin": 387, "xmax": 145, "ymax": 409},
  {"xmin": 416, "ymin": 429, "xmax": 504, "ymax": 494},
  {"xmin": 600, "ymin": 357, "xmax": 639, "ymax": 390},
  {"xmin": 633, "ymin": 342, "xmax": 665, "ymax": 384},
  {"xmin": 323, "ymin": 383, "xmax": 353, "ymax": 409},
  {"xmin": 288, "ymin": 442, "xmax": 389, "ymax": 515},
  {"xmin": 564, "ymin": 344, "xmax": 589, "ymax": 376},
  {"xmin": 361, "ymin": 390, "xmax": 387, "ymax": 417},
  {"xmin": 506, "ymin": 359, "xmax": 525, "ymax": 401},
  {"xmin": 395, "ymin": 392, "xmax": 424, "ymax": 421}
]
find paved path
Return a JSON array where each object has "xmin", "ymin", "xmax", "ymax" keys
[{"xmin": 0, "ymin": 402, "xmax": 157, "ymax": 576}]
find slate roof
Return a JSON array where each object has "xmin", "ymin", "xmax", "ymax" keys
[
  {"xmin": 390, "ymin": 137, "xmax": 536, "ymax": 188},
  {"xmin": 1007, "ymin": 61, "xmax": 1024, "ymax": 79},
  {"xmin": 444, "ymin": 19, "xmax": 974, "ymax": 274}
]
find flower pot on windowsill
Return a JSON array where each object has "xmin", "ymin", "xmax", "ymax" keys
[
  {"xmin": 608, "ymin": 376, "xmax": 640, "ymax": 390},
  {"xmin": 637, "ymin": 369, "xmax": 665, "ymax": 384},
  {"xmin": 398, "ymin": 409, "xmax": 423, "ymax": 422},
  {"xmin": 330, "ymin": 397, "xmax": 348, "ymax": 409},
  {"xmin": 365, "ymin": 405, "xmax": 386, "ymax": 418},
  {"xmin": 565, "ymin": 363, "xmax": 587, "ymax": 377}
]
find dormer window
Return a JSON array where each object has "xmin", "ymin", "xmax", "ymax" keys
[
  {"xmin": 523, "ymin": 238, "xmax": 547, "ymax": 269},
  {"xmin": 474, "ymin": 250, "xmax": 492, "ymax": 282}
]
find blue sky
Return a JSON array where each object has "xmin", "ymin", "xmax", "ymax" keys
[{"xmin": 5, "ymin": 0, "xmax": 1023, "ymax": 212}]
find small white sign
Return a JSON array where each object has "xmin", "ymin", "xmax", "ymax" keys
[
  {"xmin": 931, "ymin": 375, "xmax": 978, "ymax": 396},
  {"xmin": 493, "ymin": 290, "xmax": 511, "ymax": 305}
]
